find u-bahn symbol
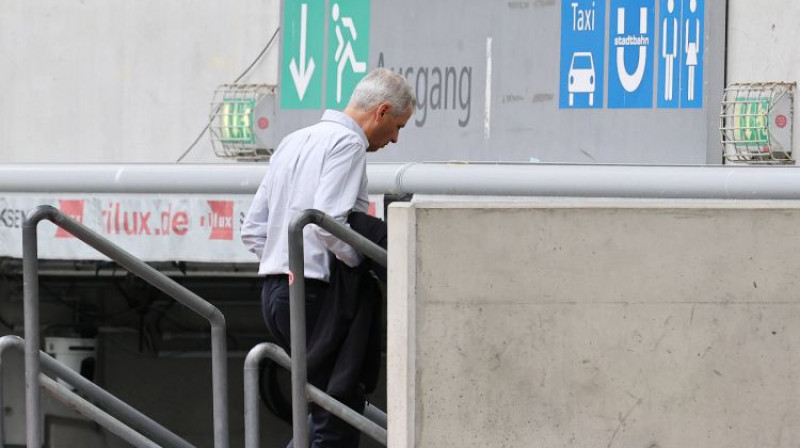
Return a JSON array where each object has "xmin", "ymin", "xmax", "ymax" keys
[{"xmin": 608, "ymin": 0, "xmax": 654, "ymax": 108}]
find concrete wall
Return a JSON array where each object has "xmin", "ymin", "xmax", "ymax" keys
[
  {"xmin": 388, "ymin": 197, "xmax": 800, "ymax": 447},
  {"xmin": 0, "ymin": 0, "xmax": 280, "ymax": 163},
  {"xmin": 0, "ymin": 0, "xmax": 796, "ymax": 165},
  {"xmin": 727, "ymin": 0, "xmax": 800, "ymax": 158},
  {"xmin": 2, "ymin": 0, "xmax": 729, "ymax": 165}
]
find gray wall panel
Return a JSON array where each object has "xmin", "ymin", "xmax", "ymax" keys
[{"xmin": 349, "ymin": 0, "xmax": 726, "ymax": 164}]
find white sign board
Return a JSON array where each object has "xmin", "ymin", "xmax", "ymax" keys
[{"xmin": 0, "ymin": 193, "xmax": 384, "ymax": 262}]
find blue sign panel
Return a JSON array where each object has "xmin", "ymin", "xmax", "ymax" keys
[
  {"xmin": 680, "ymin": 0, "xmax": 703, "ymax": 108},
  {"xmin": 608, "ymin": 0, "xmax": 655, "ymax": 108},
  {"xmin": 559, "ymin": 0, "xmax": 606, "ymax": 109},
  {"xmin": 657, "ymin": 0, "xmax": 681, "ymax": 108}
]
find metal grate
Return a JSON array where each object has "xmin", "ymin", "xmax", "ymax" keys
[
  {"xmin": 720, "ymin": 82, "xmax": 795, "ymax": 165},
  {"xmin": 209, "ymin": 84, "xmax": 277, "ymax": 161}
]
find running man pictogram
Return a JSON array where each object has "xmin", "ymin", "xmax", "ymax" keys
[{"xmin": 331, "ymin": 3, "xmax": 367, "ymax": 103}]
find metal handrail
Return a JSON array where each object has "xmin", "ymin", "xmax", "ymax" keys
[
  {"xmin": 0, "ymin": 335, "xmax": 195, "ymax": 448},
  {"xmin": 22, "ymin": 205, "xmax": 228, "ymax": 448},
  {"xmin": 243, "ymin": 342, "xmax": 388, "ymax": 448},
  {"xmin": 40, "ymin": 374, "xmax": 160, "ymax": 448},
  {"xmin": 286, "ymin": 209, "xmax": 388, "ymax": 448}
]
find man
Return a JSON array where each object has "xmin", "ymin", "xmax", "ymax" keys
[{"xmin": 241, "ymin": 68, "xmax": 415, "ymax": 447}]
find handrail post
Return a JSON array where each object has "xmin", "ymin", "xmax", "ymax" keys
[
  {"xmin": 286, "ymin": 209, "xmax": 388, "ymax": 448},
  {"xmin": 210, "ymin": 317, "xmax": 228, "ymax": 448},
  {"xmin": 243, "ymin": 346, "xmax": 264, "ymax": 448},
  {"xmin": 288, "ymin": 210, "xmax": 321, "ymax": 448},
  {"xmin": 245, "ymin": 342, "xmax": 388, "ymax": 448},
  {"xmin": 0, "ymin": 335, "xmax": 20, "ymax": 444},
  {"xmin": 22, "ymin": 205, "xmax": 229, "ymax": 448},
  {"xmin": 244, "ymin": 343, "xmax": 295, "ymax": 448},
  {"xmin": 22, "ymin": 206, "xmax": 54, "ymax": 448}
]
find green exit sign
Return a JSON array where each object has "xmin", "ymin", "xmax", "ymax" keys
[
  {"xmin": 733, "ymin": 98, "xmax": 770, "ymax": 145},
  {"xmin": 220, "ymin": 99, "xmax": 256, "ymax": 144},
  {"xmin": 721, "ymin": 82, "xmax": 794, "ymax": 164},
  {"xmin": 281, "ymin": 0, "xmax": 371, "ymax": 110}
]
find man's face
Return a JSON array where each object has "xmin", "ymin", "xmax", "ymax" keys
[{"xmin": 367, "ymin": 104, "xmax": 412, "ymax": 152}]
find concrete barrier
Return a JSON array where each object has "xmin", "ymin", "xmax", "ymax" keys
[{"xmin": 388, "ymin": 197, "xmax": 800, "ymax": 447}]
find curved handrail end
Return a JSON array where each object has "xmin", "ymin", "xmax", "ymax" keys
[
  {"xmin": 0, "ymin": 335, "xmax": 23, "ymax": 355},
  {"xmin": 289, "ymin": 209, "xmax": 324, "ymax": 233},
  {"xmin": 207, "ymin": 307, "xmax": 227, "ymax": 328},
  {"xmin": 244, "ymin": 342, "xmax": 290, "ymax": 371},
  {"xmin": 24, "ymin": 205, "xmax": 59, "ymax": 228}
]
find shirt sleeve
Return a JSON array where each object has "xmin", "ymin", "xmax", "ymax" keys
[
  {"xmin": 312, "ymin": 142, "xmax": 366, "ymax": 267},
  {"xmin": 353, "ymin": 168, "xmax": 370, "ymax": 214},
  {"xmin": 241, "ymin": 173, "xmax": 270, "ymax": 259}
]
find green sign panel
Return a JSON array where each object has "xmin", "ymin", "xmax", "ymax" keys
[
  {"xmin": 325, "ymin": 0, "xmax": 371, "ymax": 109},
  {"xmin": 281, "ymin": 0, "xmax": 325, "ymax": 109},
  {"xmin": 280, "ymin": 0, "xmax": 371, "ymax": 110}
]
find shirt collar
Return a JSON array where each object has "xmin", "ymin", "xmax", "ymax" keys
[{"xmin": 320, "ymin": 109, "xmax": 368, "ymax": 147}]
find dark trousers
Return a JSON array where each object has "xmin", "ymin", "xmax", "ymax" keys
[{"xmin": 262, "ymin": 275, "xmax": 364, "ymax": 448}]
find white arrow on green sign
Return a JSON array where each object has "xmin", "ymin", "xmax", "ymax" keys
[{"xmin": 281, "ymin": 0, "xmax": 325, "ymax": 109}]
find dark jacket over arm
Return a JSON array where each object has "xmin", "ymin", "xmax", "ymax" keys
[{"xmin": 306, "ymin": 211, "xmax": 387, "ymax": 398}]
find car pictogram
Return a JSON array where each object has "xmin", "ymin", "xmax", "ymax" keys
[{"xmin": 568, "ymin": 52, "xmax": 596, "ymax": 106}]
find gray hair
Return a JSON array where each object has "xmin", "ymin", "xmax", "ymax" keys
[{"xmin": 348, "ymin": 68, "xmax": 417, "ymax": 116}]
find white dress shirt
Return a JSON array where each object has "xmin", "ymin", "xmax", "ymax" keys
[{"xmin": 241, "ymin": 110, "xmax": 369, "ymax": 281}]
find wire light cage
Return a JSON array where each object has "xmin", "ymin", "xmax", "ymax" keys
[
  {"xmin": 209, "ymin": 84, "xmax": 277, "ymax": 161},
  {"xmin": 720, "ymin": 81, "xmax": 795, "ymax": 165}
]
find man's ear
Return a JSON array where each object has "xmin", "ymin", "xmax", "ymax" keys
[{"xmin": 376, "ymin": 103, "xmax": 391, "ymax": 120}]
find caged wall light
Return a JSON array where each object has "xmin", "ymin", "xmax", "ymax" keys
[
  {"xmin": 720, "ymin": 82, "xmax": 795, "ymax": 165},
  {"xmin": 209, "ymin": 84, "xmax": 277, "ymax": 161}
]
